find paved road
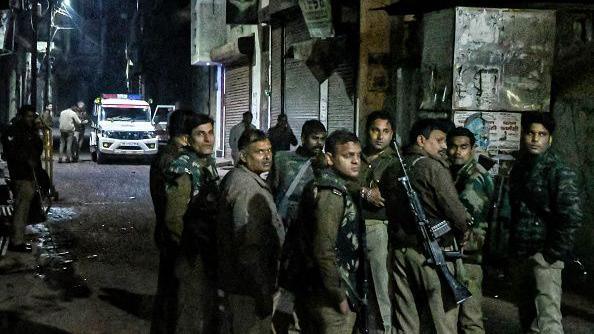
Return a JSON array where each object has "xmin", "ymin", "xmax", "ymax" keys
[{"xmin": 0, "ymin": 153, "xmax": 592, "ymax": 333}]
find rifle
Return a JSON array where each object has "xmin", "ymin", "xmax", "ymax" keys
[
  {"xmin": 355, "ymin": 194, "xmax": 369, "ymax": 334},
  {"xmin": 394, "ymin": 145, "xmax": 471, "ymax": 305}
]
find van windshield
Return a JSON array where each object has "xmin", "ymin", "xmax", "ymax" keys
[{"xmin": 102, "ymin": 107, "xmax": 150, "ymax": 122}]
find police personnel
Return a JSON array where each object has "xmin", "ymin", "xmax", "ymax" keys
[
  {"xmin": 267, "ymin": 119, "xmax": 327, "ymax": 333},
  {"xmin": 357, "ymin": 111, "xmax": 397, "ymax": 333},
  {"xmin": 162, "ymin": 113, "xmax": 220, "ymax": 333},
  {"xmin": 216, "ymin": 129, "xmax": 285, "ymax": 333},
  {"xmin": 447, "ymin": 127, "xmax": 495, "ymax": 334},
  {"xmin": 382, "ymin": 118, "xmax": 471, "ymax": 334},
  {"xmin": 290, "ymin": 130, "xmax": 363, "ymax": 334},
  {"xmin": 508, "ymin": 112, "xmax": 582, "ymax": 333}
]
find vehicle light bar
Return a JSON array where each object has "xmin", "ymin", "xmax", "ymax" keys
[{"xmin": 101, "ymin": 94, "xmax": 143, "ymax": 100}]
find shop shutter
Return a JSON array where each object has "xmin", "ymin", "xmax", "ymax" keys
[
  {"xmin": 224, "ymin": 65, "xmax": 251, "ymax": 159},
  {"xmin": 327, "ymin": 63, "xmax": 355, "ymax": 132},
  {"xmin": 270, "ymin": 26, "xmax": 283, "ymax": 128},
  {"xmin": 284, "ymin": 15, "xmax": 319, "ymax": 144}
]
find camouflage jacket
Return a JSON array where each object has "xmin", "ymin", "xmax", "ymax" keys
[
  {"xmin": 358, "ymin": 146, "xmax": 398, "ymax": 221},
  {"xmin": 267, "ymin": 146, "xmax": 316, "ymax": 227},
  {"xmin": 164, "ymin": 148, "xmax": 219, "ymax": 246},
  {"xmin": 452, "ymin": 159, "xmax": 495, "ymax": 263},
  {"xmin": 292, "ymin": 169, "xmax": 361, "ymax": 307},
  {"xmin": 509, "ymin": 150, "xmax": 582, "ymax": 262}
]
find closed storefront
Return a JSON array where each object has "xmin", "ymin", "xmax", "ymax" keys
[
  {"xmin": 270, "ymin": 26, "xmax": 283, "ymax": 129},
  {"xmin": 284, "ymin": 15, "xmax": 320, "ymax": 143},
  {"xmin": 223, "ymin": 65, "xmax": 251, "ymax": 159},
  {"xmin": 327, "ymin": 63, "xmax": 355, "ymax": 132}
]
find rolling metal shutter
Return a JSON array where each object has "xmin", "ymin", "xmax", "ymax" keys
[
  {"xmin": 270, "ymin": 26, "xmax": 283, "ymax": 128},
  {"xmin": 224, "ymin": 65, "xmax": 251, "ymax": 159},
  {"xmin": 327, "ymin": 63, "xmax": 355, "ymax": 132},
  {"xmin": 284, "ymin": 15, "xmax": 319, "ymax": 144}
]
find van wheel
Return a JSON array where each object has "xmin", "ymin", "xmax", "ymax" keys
[{"xmin": 96, "ymin": 151, "xmax": 106, "ymax": 164}]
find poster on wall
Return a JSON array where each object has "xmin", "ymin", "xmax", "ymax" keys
[
  {"xmin": 226, "ymin": 0, "xmax": 259, "ymax": 24},
  {"xmin": 452, "ymin": 7, "xmax": 555, "ymax": 112},
  {"xmin": 453, "ymin": 111, "xmax": 522, "ymax": 154},
  {"xmin": 298, "ymin": 0, "xmax": 334, "ymax": 38}
]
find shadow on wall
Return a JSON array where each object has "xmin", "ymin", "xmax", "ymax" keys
[{"xmin": 0, "ymin": 310, "xmax": 71, "ymax": 334}]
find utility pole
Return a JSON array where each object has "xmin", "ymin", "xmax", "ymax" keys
[
  {"xmin": 43, "ymin": 0, "xmax": 53, "ymax": 109},
  {"xmin": 30, "ymin": 1, "xmax": 40, "ymax": 111}
]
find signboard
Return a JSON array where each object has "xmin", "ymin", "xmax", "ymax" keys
[
  {"xmin": 453, "ymin": 111, "xmax": 522, "ymax": 154},
  {"xmin": 298, "ymin": 0, "xmax": 334, "ymax": 39}
]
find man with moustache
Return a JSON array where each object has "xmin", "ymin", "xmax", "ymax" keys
[
  {"xmin": 161, "ymin": 113, "xmax": 220, "ymax": 333},
  {"xmin": 508, "ymin": 112, "xmax": 582, "ymax": 333},
  {"xmin": 381, "ymin": 119, "xmax": 471, "ymax": 334},
  {"xmin": 355, "ymin": 111, "xmax": 397, "ymax": 333},
  {"xmin": 291, "ymin": 130, "xmax": 363, "ymax": 334},
  {"xmin": 447, "ymin": 127, "xmax": 494, "ymax": 334},
  {"xmin": 268, "ymin": 119, "xmax": 327, "ymax": 333},
  {"xmin": 217, "ymin": 129, "xmax": 285, "ymax": 333}
]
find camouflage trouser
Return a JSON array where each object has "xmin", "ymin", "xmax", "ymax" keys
[
  {"xmin": 295, "ymin": 293, "xmax": 357, "ymax": 334},
  {"xmin": 509, "ymin": 252, "xmax": 564, "ymax": 334},
  {"xmin": 392, "ymin": 247, "xmax": 459, "ymax": 334},
  {"xmin": 366, "ymin": 219, "xmax": 392, "ymax": 333},
  {"xmin": 227, "ymin": 294, "xmax": 273, "ymax": 334},
  {"xmin": 458, "ymin": 263, "xmax": 485, "ymax": 334}
]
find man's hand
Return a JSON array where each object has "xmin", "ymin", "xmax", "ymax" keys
[
  {"xmin": 364, "ymin": 187, "xmax": 385, "ymax": 207},
  {"xmin": 338, "ymin": 299, "xmax": 350, "ymax": 315}
]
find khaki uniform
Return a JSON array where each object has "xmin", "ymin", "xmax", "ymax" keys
[
  {"xmin": 358, "ymin": 147, "xmax": 398, "ymax": 333},
  {"xmin": 381, "ymin": 145, "xmax": 470, "ymax": 334},
  {"xmin": 291, "ymin": 170, "xmax": 361, "ymax": 334},
  {"xmin": 452, "ymin": 159, "xmax": 494, "ymax": 334}
]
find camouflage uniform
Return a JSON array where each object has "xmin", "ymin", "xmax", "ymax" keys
[
  {"xmin": 452, "ymin": 159, "xmax": 494, "ymax": 334},
  {"xmin": 157, "ymin": 148, "xmax": 219, "ymax": 334},
  {"xmin": 358, "ymin": 146, "xmax": 398, "ymax": 333},
  {"xmin": 508, "ymin": 150, "xmax": 582, "ymax": 334},
  {"xmin": 292, "ymin": 169, "xmax": 361, "ymax": 334}
]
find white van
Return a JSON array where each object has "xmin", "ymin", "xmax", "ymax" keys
[{"xmin": 89, "ymin": 94, "xmax": 158, "ymax": 164}]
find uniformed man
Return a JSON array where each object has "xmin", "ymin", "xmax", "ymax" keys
[
  {"xmin": 161, "ymin": 113, "xmax": 220, "ymax": 333},
  {"xmin": 381, "ymin": 118, "xmax": 471, "ymax": 334},
  {"xmin": 149, "ymin": 109, "xmax": 192, "ymax": 334},
  {"xmin": 291, "ymin": 130, "xmax": 362, "ymax": 334},
  {"xmin": 267, "ymin": 119, "xmax": 327, "ymax": 333},
  {"xmin": 357, "ymin": 110, "xmax": 397, "ymax": 333},
  {"xmin": 216, "ymin": 129, "xmax": 285, "ymax": 334},
  {"xmin": 508, "ymin": 112, "xmax": 582, "ymax": 333},
  {"xmin": 447, "ymin": 127, "xmax": 495, "ymax": 334}
]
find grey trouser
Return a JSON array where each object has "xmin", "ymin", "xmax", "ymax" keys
[
  {"xmin": 59, "ymin": 131, "xmax": 74, "ymax": 160},
  {"xmin": 295, "ymin": 293, "xmax": 357, "ymax": 334},
  {"xmin": 366, "ymin": 219, "xmax": 392, "ymax": 332},
  {"xmin": 509, "ymin": 252, "xmax": 564, "ymax": 334},
  {"xmin": 228, "ymin": 293, "xmax": 273, "ymax": 334},
  {"xmin": 11, "ymin": 179, "xmax": 35, "ymax": 245},
  {"xmin": 393, "ymin": 247, "xmax": 459, "ymax": 334},
  {"xmin": 458, "ymin": 263, "xmax": 485, "ymax": 334}
]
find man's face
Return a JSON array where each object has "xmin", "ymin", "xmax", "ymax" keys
[
  {"xmin": 523, "ymin": 123, "xmax": 550, "ymax": 155},
  {"xmin": 447, "ymin": 136, "xmax": 474, "ymax": 166},
  {"xmin": 77, "ymin": 102, "xmax": 85, "ymax": 110},
  {"xmin": 243, "ymin": 114, "xmax": 253, "ymax": 124},
  {"xmin": 419, "ymin": 130, "xmax": 447, "ymax": 159},
  {"xmin": 22, "ymin": 111, "xmax": 37, "ymax": 128},
  {"xmin": 303, "ymin": 131, "xmax": 327, "ymax": 155},
  {"xmin": 368, "ymin": 118, "xmax": 394, "ymax": 152},
  {"xmin": 46, "ymin": 104, "xmax": 53, "ymax": 112},
  {"xmin": 241, "ymin": 139, "xmax": 273, "ymax": 174},
  {"xmin": 327, "ymin": 141, "xmax": 361, "ymax": 179},
  {"xmin": 189, "ymin": 122, "xmax": 215, "ymax": 155}
]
